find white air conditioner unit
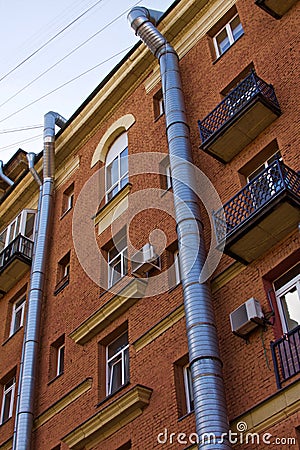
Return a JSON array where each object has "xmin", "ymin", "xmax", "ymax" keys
[
  {"xmin": 230, "ymin": 297, "xmax": 264, "ymax": 337},
  {"xmin": 131, "ymin": 243, "xmax": 160, "ymax": 276}
]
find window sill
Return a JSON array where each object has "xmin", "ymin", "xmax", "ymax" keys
[
  {"xmin": 2, "ymin": 326, "xmax": 23, "ymax": 346},
  {"xmin": 178, "ymin": 410, "xmax": 194, "ymax": 422},
  {"xmin": 154, "ymin": 112, "xmax": 165, "ymax": 123},
  {"xmin": 94, "ymin": 183, "xmax": 132, "ymax": 232},
  {"xmin": 97, "ymin": 381, "xmax": 130, "ymax": 409},
  {"xmin": 48, "ymin": 372, "xmax": 64, "ymax": 386},
  {"xmin": 212, "ymin": 33, "xmax": 244, "ymax": 64},
  {"xmin": 60, "ymin": 207, "xmax": 73, "ymax": 220},
  {"xmin": 161, "ymin": 186, "xmax": 173, "ymax": 198},
  {"xmin": 0, "ymin": 416, "xmax": 12, "ymax": 427},
  {"xmin": 54, "ymin": 275, "xmax": 69, "ymax": 296}
]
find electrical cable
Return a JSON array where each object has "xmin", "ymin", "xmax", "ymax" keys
[
  {"xmin": 0, "ymin": 134, "xmax": 42, "ymax": 152},
  {"xmin": 0, "ymin": 46, "xmax": 133, "ymax": 124},
  {"xmin": 0, "ymin": 0, "xmax": 143, "ymax": 110},
  {"xmin": 0, "ymin": 125, "xmax": 43, "ymax": 134},
  {"xmin": 0, "ymin": 0, "xmax": 105, "ymax": 84}
]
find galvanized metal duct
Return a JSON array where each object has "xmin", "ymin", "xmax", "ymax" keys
[
  {"xmin": 128, "ymin": 8, "xmax": 231, "ymax": 449},
  {"xmin": 13, "ymin": 111, "xmax": 66, "ymax": 450},
  {"xmin": 0, "ymin": 160, "xmax": 14, "ymax": 186},
  {"xmin": 26, "ymin": 153, "xmax": 42, "ymax": 187}
]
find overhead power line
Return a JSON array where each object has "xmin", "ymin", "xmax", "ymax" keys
[
  {"xmin": 0, "ymin": 134, "xmax": 42, "ymax": 152},
  {"xmin": 0, "ymin": 0, "xmax": 142, "ymax": 110},
  {"xmin": 0, "ymin": 46, "xmax": 133, "ymax": 124},
  {"xmin": 0, "ymin": 0, "xmax": 105, "ymax": 84},
  {"xmin": 0, "ymin": 125, "xmax": 43, "ymax": 134}
]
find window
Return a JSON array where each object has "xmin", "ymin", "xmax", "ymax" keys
[
  {"xmin": 105, "ymin": 133, "xmax": 129, "ymax": 202},
  {"xmin": 247, "ymin": 152, "xmax": 282, "ymax": 183},
  {"xmin": 0, "ymin": 376, "xmax": 15, "ymax": 424},
  {"xmin": 174, "ymin": 355, "xmax": 194, "ymax": 417},
  {"xmin": 165, "ymin": 164, "xmax": 172, "ymax": 190},
  {"xmin": 183, "ymin": 364, "xmax": 194, "ymax": 414},
  {"xmin": 58, "ymin": 252, "xmax": 70, "ymax": 281},
  {"xmin": 247, "ymin": 152, "xmax": 282, "ymax": 206},
  {"xmin": 173, "ymin": 250, "xmax": 181, "ymax": 286},
  {"xmin": 56, "ymin": 344, "xmax": 65, "ymax": 377},
  {"xmin": 62, "ymin": 183, "xmax": 74, "ymax": 215},
  {"xmin": 10, "ymin": 296, "xmax": 26, "ymax": 336},
  {"xmin": 106, "ymin": 331, "xmax": 129, "ymax": 395},
  {"xmin": 107, "ymin": 232, "xmax": 128, "ymax": 288},
  {"xmin": 0, "ymin": 209, "xmax": 36, "ymax": 252},
  {"xmin": 153, "ymin": 89, "xmax": 164, "ymax": 120},
  {"xmin": 274, "ymin": 264, "xmax": 300, "ymax": 333},
  {"xmin": 213, "ymin": 14, "xmax": 244, "ymax": 58},
  {"xmin": 49, "ymin": 335, "xmax": 65, "ymax": 381}
]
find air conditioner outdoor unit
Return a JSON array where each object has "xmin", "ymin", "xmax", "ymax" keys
[
  {"xmin": 131, "ymin": 243, "xmax": 160, "ymax": 276},
  {"xmin": 230, "ymin": 297, "xmax": 264, "ymax": 337}
]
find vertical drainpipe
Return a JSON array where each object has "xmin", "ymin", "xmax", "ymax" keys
[
  {"xmin": 128, "ymin": 8, "xmax": 231, "ymax": 449},
  {"xmin": 0, "ymin": 160, "xmax": 14, "ymax": 186},
  {"xmin": 13, "ymin": 112, "xmax": 66, "ymax": 450}
]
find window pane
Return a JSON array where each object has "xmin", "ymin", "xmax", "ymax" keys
[
  {"xmin": 57, "ymin": 346, "xmax": 65, "ymax": 375},
  {"xmin": 106, "ymin": 158, "xmax": 119, "ymax": 190},
  {"xmin": 231, "ymin": 16, "xmax": 243, "ymax": 41},
  {"xmin": 2, "ymin": 389, "xmax": 12, "ymax": 422},
  {"xmin": 280, "ymin": 286, "xmax": 300, "ymax": 331},
  {"xmin": 9, "ymin": 222, "xmax": 16, "ymax": 243},
  {"xmin": 0, "ymin": 229, "xmax": 7, "ymax": 251},
  {"xmin": 216, "ymin": 29, "xmax": 230, "ymax": 55},
  {"xmin": 108, "ymin": 333, "xmax": 128, "ymax": 359},
  {"xmin": 24, "ymin": 213, "xmax": 35, "ymax": 240},
  {"xmin": 14, "ymin": 308, "xmax": 23, "ymax": 332},
  {"xmin": 108, "ymin": 359, "xmax": 122, "ymax": 394},
  {"xmin": 120, "ymin": 148, "xmax": 128, "ymax": 177}
]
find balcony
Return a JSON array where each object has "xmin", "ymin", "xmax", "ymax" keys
[
  {"xmin": 271, "ymin": 326, "xmax": 300, "ymax": 388},
  {"xmin": 213, "ymin": 160, "xmax": 300, "ymax": 263},
  {"xmin": 255, "ymin": 0, "xmax": 298, "ymax": 19},
  {"xmin": 0, "ymin": 234, "xmax": 34, "ymax": 293},
  {"xmin": 198, "ymin": 71, "xmax": 281, "ymax": 163}
]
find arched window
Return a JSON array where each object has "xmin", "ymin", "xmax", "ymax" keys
[{"xmin": 105, "ymin": 133, "xmax": 129, "ymax": 202}]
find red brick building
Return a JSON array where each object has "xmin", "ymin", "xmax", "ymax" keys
[{"xmin": 0, "ymin": 0, "xmax": 299, "ymax": 449}]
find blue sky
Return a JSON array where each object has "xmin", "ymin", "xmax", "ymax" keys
[{"xmin": 0, "ymin": 0, "xmax": 174, "ymax": 163}]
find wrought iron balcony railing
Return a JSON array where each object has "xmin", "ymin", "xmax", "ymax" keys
[
  {"xmin": 271, "ymin": 325, "xmax": 300, "ymax": 388},
  {"xmin": 0, "ymin": 234, "xmax": 34, "ymax": 271},
  {"xmin": 198, "ymin": 70, "xmax": 280, "ymax": 146},
  {"xmin": 213, "ymin": 160, "xmax": 300, "ymax": 246}
]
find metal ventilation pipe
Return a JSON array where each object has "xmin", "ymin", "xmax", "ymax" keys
[
  {"xmin": 0, "ymin": 160, "xmax": 14, "ymax": 186},
  {"xmin": 128, "ymin": 8, "xmax": 231, "ymax": 449},
  {"xmin": 13, "ymin": 111, "xmax": 66, "ymax": 450},
  {"xmin": 26, "ymin": 152, "xmax": 42, "ymax": 186}
]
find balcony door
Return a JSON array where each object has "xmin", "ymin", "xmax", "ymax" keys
[
  {"xmin": 247, "ymin": 153, "xmax": 282, "ymax": 208},
  {"xmin": 0, "ymin": 210, "xmax": 36, "ymax": 252}
]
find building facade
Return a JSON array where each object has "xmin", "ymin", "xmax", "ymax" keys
[{"xmin": 0, "ymin": 0, "xmax": 299, "ymax": 449}]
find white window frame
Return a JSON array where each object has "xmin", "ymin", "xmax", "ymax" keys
[
  {"xmin": 66, "ymin": 191, "xmax": 74, "ymax": 212},
  {"xmin": 183, "ymin": 364, "xmax": 194, "ymax": 414},
  {"xmin": 158, "ymin": 97, "xmax": 164, "ymax": 116},
  {"xmin": 108, "ymin": 237, "xmax": 128, "ymax": 288},
  {"xmin": 166, "ymin": 164, "xmax": 172, "ymax": 190},
  {"xmin": 0, "ymin": 377, "xmax": 16, "ymax": 424},
  {"xmin": 275, "ymin": 273, "xmax": 300, "ymax": 333},
  {"xmin": 213, "ymin": 14, "xmax": 243, "ymax": 58},
  {"xmin": 0, "ymin": 209, "xmax": 36, "ymax": 252},
  {"xmin": 105, "ymin": 133, "xmax": 129, "ymax": 202},
  {"xmin": 247, "ymin": 152, "xmax": 282, "ymax": 183},
  {"xmin": 174, "ymin": 250, "xmax": 181, "ymax": 285},
  {"xmin": 106, "ymin": 333, "xmax": 129, "ymax": 396},
  {"xmin": 56, "ymin": 344, "xmax": 65, "ymax": 377},
  {"xmin": 10, "ymin": 296, "xmax": 26, "ymax": 337}
]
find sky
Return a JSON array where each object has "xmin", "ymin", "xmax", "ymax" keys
[{"xmin": 0, "ymin": 0, "xmax": 175, "ymax": 164}]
